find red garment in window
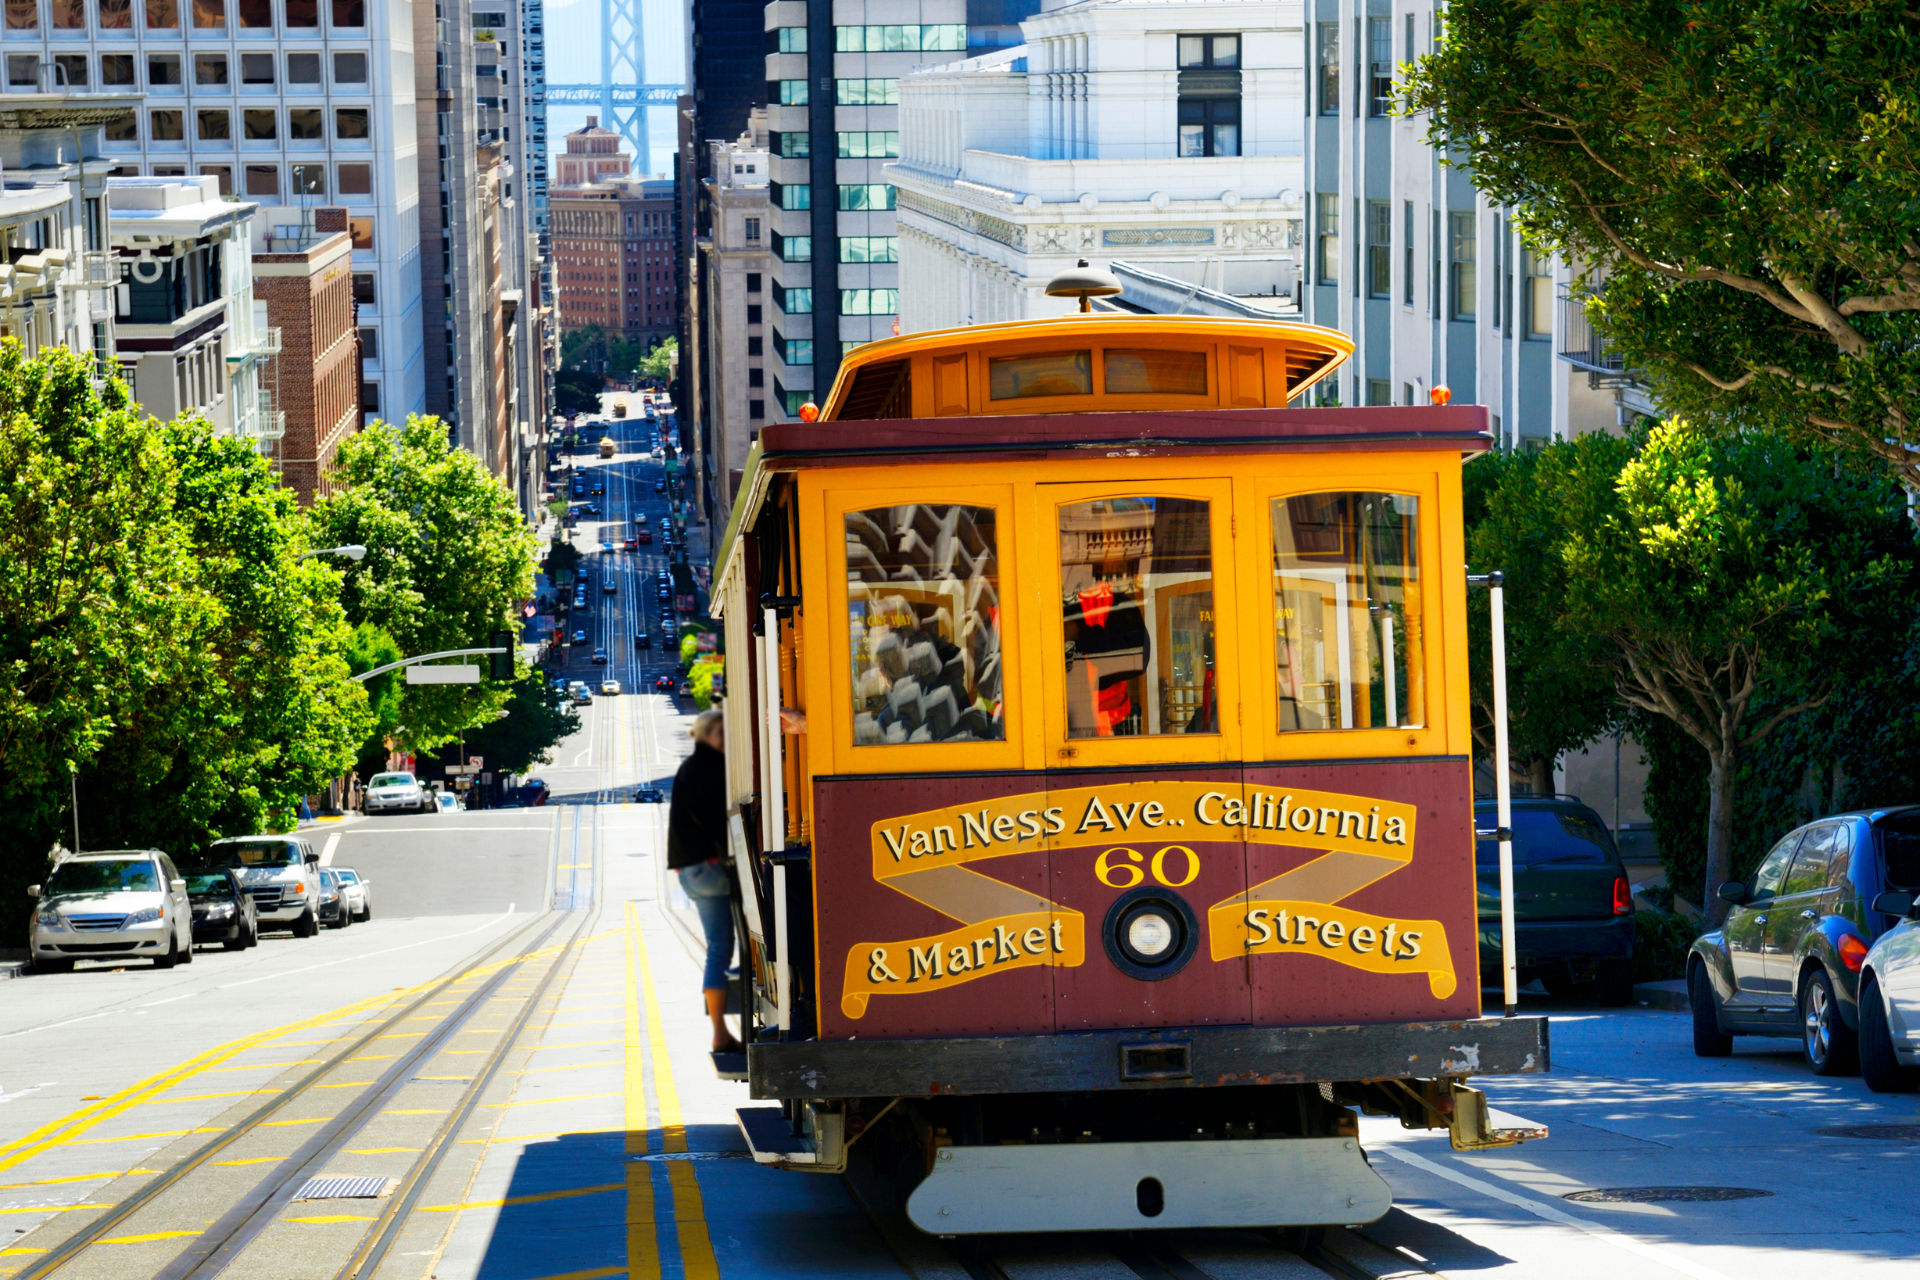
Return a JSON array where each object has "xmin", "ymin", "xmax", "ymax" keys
[{"xmin": 1077, "ymin": 582, "xmax": 1114, "ymax": 627}]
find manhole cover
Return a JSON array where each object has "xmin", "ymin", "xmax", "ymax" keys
[
  {"xmin": 1816, "ymin": 1124, "xmax": 1920, "ymax": 1142},
  {"xmin": 293, "ymin": 1176, "xmax": 399, "ymax": 1201},
  {"xmin": 1563, "ymin": 1187, "xmax": 1772, "ymax": 1204}
]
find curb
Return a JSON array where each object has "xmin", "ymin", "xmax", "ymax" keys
[
  {"xmin": 0, "ymin": 960, "xmax": 28, "ymax": 981},
  {"xmin": 1634, "ymin": 979, "xmax": 1689, "ymax": 1011}
]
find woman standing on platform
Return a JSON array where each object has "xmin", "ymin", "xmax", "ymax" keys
[{"xmin": 668, "ymin": 709, "xmax": 741, "ymax": 1053}]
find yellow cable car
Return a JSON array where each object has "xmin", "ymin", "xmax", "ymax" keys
[{"xmin": 711, "ymin": 314, "xmax": 1545, "ymax": 1237}]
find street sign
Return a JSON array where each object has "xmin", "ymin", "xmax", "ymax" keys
[
  {"xmin": 469, "ymin": 757, "xmax": 484, "ymax": 769},
  {"xmin": 406, "ymin": 664, "xmax": 481, "ymax": 684}
]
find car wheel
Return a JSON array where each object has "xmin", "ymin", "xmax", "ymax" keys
[
  {"xmin": 1800, "ymin": 967, "xmax": 1859, "ymax": 1076},
  {"xmin": 1595, "ymin": 958, "xmax": 1635, "ymax": 1007},
  {"xmin": 1539, "ymin": 968, "xmax": 1583, "ymax": 999},
  {"xmin": 178, "ymin": 924, "xmax": 194, "ymax": 964},
  {"xmin": 154, "ymin": 933, "xmax": 179, "ymax": 969},
  {"xmin": 1689, "ymin": 963, "xmax": 1734, "ymax": 1057},
  {"xmin": 294, "ymin": 909, "xmax": 318, "ymax": 938},
  {"xmin": 1859, "ymin": 975, "xmax": 1920, "ymax": 1093},
  {"xmin": 359, "ymin": 905, "xmax": 372, "ymax": 922},
  {"xmin": 223, "ymin": 931, "xmax": 247, "ymax": 952},
  {"xmin": 328, "ymin": 909, "xmax": 347, "ymax": 930}
]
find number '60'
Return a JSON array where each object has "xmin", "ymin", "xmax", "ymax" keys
[{"xmin": 1094, "ymin": 845, "xmax": 1201, "ymax": 889}]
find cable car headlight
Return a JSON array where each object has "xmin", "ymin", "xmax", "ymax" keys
[{"xmin": 1103, "ymin": 887, "xmax": 1199, "ymax": 981}]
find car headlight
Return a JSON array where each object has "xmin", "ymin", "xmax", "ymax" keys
[
  {"xmin": 201, "ymin": 902, "xmax": 235, "ymax": 918},
  {"xmin": 286, "ymin": 882, "xmax": 305, "ymax": 896},
  {"xmin": 125, "ymin": 906, "xmax": 163, "ymax": 925},
  {"xmin": 36, "ymin": 910, "xmax": 63, "ymax": 930}
]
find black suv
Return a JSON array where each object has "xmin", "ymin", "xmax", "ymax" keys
[{"xmin": 1476, "ymin": 795, "xmax": 1636, "ymax": 1005}]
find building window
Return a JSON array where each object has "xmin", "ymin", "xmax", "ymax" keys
[
  {"xmin": 147, "ymin": 53, "xmax": 183, "ymax": 86},
  {"xmin": 1316, "ymin": 192, "xmax": 1339, "ymax": 287},
  {"xmin": 291, "ymin": 162, "xmax": 324, "ymax": 195},
  {"xmin": 747, "ymin": 304, "xmax": 763, "ymax": 325},
  {"xmin": 1366, "ymin": 379, "xmax": 1390, "ymax": 406},
  {"xmin": 1449, "ymin": 210, "xmax": 1477, "ymax": 320},
  {"xmin": 1177, "ymin": 98, "xmax": 1239, "ymax": 157},
  {"xmin": 99, "ymin": 0, "xmax": 131, "ymax": 27},
  {"xmin": 1430, "ymin": 208, "xmax": 1440, "ymax": 317},
  {"xmin": 774, "ymin": 232, "xmax": 811, "ymax": 262},
  {"xmin": 840, "ymin": 288, "xmax": 897, "ymax": 316},
  {"xmin": 361, "ymin": 381, "xmax": 379, "ymax": 415},
  {"xmin": 349, "ymin": 217, "xmax": 373, "ymax": 249},
  {"xmin": 334, "ymin": 52, "xmax": 367, "ymax": 84},
  {"xmin": 243, "ymin": 108, "xmax": 276, "ymax": 140},
  {"xmin": 338, "ymin": 162, "xmax": 372, "ymax": 195},
  {"xmin": 194, "ymin": 53, "xmax": 228, "ymax": 85},
  {"xmin": 772, "ymin": 130, "xmax": 810, "ymax": 158},
  {"xmin": 834, "ymin": 24, "xmax": 965, "ymax": 52},
  {"xmin": 352, "ymin": 272, "xmax": 375, "ymax": 305},
  {"xmin": 194, "ymin": 0, "xmax": 225, "ymax": 30},
  {"xmin": 836, "ymin": 131, "xmax": 899, "ymax": 158},
  {"xmin": 244, "ymin": 163, "xmax": 278, "ymax": 195},
  {"xmin": 749, "ymin": 368, "xmax": 764, "ymax": 388},
  {"xmin": 1176, "ymin": 33, "xmax": 1239, "ymax": 68},
  {"xmin": 750, "ymin": 398, "xmax": 766, "ymax": 420},
  {"xmin": 1526, "ymin": 251, "xmax": 1553, "ymax": 338},
  {"xmin": 747, "ymin": 272, "xmax": 762, "ymax": 293},
  {"xmin": 775, "ymin": 25, "xmax": 806, "ymax": 52},
  {"xmin": 358, "ymin": 326, "xmax": 378, "ymax": 361},
  {"xmin": 775, "ymin": 285, "xmax": 812, "ymax": 314},
  {"xmin": 102, "ymin": 54, "xmax": 136, "ymax": 85},
  {"xmin": 287, "ymin": 52, "xmax": 321, "ymax": 83},
  {"xmin": 1316, "ymin": 23, "xmax": 1339, "ymax": 116},
  {"xmin": 284, "ymin": 0, "xmax": 316, "ymax": 25},
  {"xmin": 781, "ymin": 338, "xmax": 813, "ymax": 365},
  {"xmin": 1366, "ymin": 200, "xmax": 1390, "ymax": 299},
  {"xmin": 1403, "ymin": 382, "xmax": 1414, "ymax": 406},
  {"xmin": 744, "ymin": 216, "xmax": 761, "ymax": 243},
  {"xmin": 105, "ymin": 111, "xmax": 138, "ymax": 141},
  {"xmin": 772, "ymin": 182, "xmax": 809, "ymax": 211},
  {"xmin": 838, "ymin": 236, "xmax": 898, "ymax": 263},
  {"xmin": 52, "ymin": 54, "xmax": 86, "ymax": 86},
  {"xmin": 335, "ymin": 108, "xmax": 369, "ymax": 139},
  {"xmin": 238, "ymin": 51, "xmax": 273, "ymax": 84},
  {"xmin": 748, "ymin": 335, "xmax": 763, "ymax": 356},
  {"xmin": 777, "ymin": 79, "xmax": 808, "ymax": 106},
  {"xmin": 1368, "ymin": 17, "xmax": 1392, "ymax": 117},
  {"xmin": 1402, "ymin": 201, "xmax": 1415, "ymax": 305},
  {"xmin": 834, "ymin": 79, "xmax": 899, "ymax": 106},
  {"xmin": 836, "ymin": 184, "xmax": 894, "ymax": 211}
]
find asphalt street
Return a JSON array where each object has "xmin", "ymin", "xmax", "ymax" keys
[{"xmin": 3, "ymin": 418, "xmax": 1917, "ymax": 1278}]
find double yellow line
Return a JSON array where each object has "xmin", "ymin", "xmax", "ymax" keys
[{"xmin": 623, "ymin": 900, "xmax": 719, "ymax": 1280}]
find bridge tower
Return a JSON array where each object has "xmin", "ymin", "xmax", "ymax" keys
[{"xmin": 600, "ymin": 0, "xmax": 649, "ymax": 175}]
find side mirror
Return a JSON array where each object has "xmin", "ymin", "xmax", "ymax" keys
[
  {"xmin": 1872, "ymin": 890, "xmax": 1917, "ymax": 919},
  {"xmin": 26, "ymin": 884, "xmax": 39, "ymax": 898},
  {"xmin": 1717, "ymin": 880, "xmax": 1750, "ymax": 905},
  {"xmin": 305, "ymin": 853, "xmax": 320, "ymax": 865}
]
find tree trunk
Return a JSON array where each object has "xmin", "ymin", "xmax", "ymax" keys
[
  {"xmin": 1702, "ymin": 747, "xmax": 1737, "ymax": 928},
  {"xmin": 1526, "ymin": 756, "xmax": 1554, "ymax": 797}
]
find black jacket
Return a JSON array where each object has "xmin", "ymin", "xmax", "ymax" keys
[{"xmin": 667, "ymin": 741, "xmax": 728, "ymax": 869}]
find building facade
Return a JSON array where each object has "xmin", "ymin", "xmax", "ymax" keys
[
  {"xmin": 0, "ymin": 0, "xmax": 430, "ymax": 420},
  {"xmin": 696, "ymin": 112, "xmax": 770, "ymax": 529},
  {"xmin": 890, "ymin": 0, "xmax": 1306, "ymax": 336},
  {"xmin": 249, "ymin": 214, "xmax": 356, "ymax": 501},
  {"xmin": 550, "ymin": 175, "xmax": 674, "ymax": 348},
  {"xmin": 552, "ymin": 114, "xmax": 630, "ymax": 187}
]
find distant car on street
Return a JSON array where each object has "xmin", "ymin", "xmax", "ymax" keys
[
  {"xmin": 28, "ymin": 849, "xmax": 196, "ymax": 972},
  {"xmin": 638, "ymin": 529, "xmax": 651, "ymax": 544},
  {"xmin": 592, "ymin": 648, "xmax": 608, "ymax": 664},
  {"xmin": 436, "ymin": 792, "xmax": 462, "ymax": 813},
  {"xmin": 316, "ymin": 869, "xmax": 350, "ymax": 929},
  {"xmin": 571, "ymin": 629, "xmax": 587, "ymax": 645},
  {"xmin": 603, "ymin": 580, "xmax": 616, "ymax": 594},
  {"xmin": 332, "ymin": 868, "xmax": 372, "ymax": 923},
  {"xmin": 516, "ymin": 779, "xmax": 551, "ymax": 806},
  {"xmin": 1475, "ymin": 797, "xmax": 1635, "ymax": 1005},
  {"xmin": 364, "ymin": 771, "xmax": 433, "ymax": 815},
  {"xmin": 635, "ymin": 788, "xmax": 665, "ymax": 804},
  {"xmin": 184, "ymin": 867, "xmax": 258, "ymax": 951},
  {"xmin": 1860, "ymin": 880, "xmax": 1920, "ymax": 1093},
  {"xmin": 654, "ymin": 674, "xmax": 675, "ymax": 691},
  {"xmin": 592, "ymin": 480, "xmax": 604, "ymax": 494},
  {"xmin": 1691, "ymin": 806, "xmax": 1920, "ymax": 1075},
  {"xmin": 654, "ymin": 479, "xmax": 666, "ymax": 493},
  {"xmin": 573, "ymin": 686, "xmax": 594, "ymax": 705},
  {"xmin": 635, "ymin": 631, "xmax": 650, "ymax": 649},
  {"xmin": 600, "ymin": 679, "xmax": 621, "ymax": 695},
  {"xmin": 204, "ymin": 835, "xmax": 323, "ymax": 937}
]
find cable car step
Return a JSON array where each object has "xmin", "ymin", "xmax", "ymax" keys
[
  {"xmin": 737, "ymin": 1105, "xmax": 839, "ymax": 1167},
  {"xmin": 711, "ymin": 1050, "xmax": 747, "ymax": 1081},
  {"xmin": 904, "ymin": 1136, "xmax": 1390, "ymax": 1235}
]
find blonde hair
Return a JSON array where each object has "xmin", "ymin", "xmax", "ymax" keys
[{"xmin": 691, "ymin": 709, "xmax": 724, "ymax": 742}]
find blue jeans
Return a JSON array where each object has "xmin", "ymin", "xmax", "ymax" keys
[{"xmin": 678, "ymin": 861, "xmax": 735, "ymax": 991}]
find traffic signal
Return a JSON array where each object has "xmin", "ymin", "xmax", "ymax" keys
[{"xmin": 489, "ymin": 630, "xmax": 514, "ymax": 680}]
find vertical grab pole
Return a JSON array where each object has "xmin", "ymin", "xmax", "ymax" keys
[
  {"xmin": 1489, "ymin": 570, "xmax": 1518, "ymax": 1017},
  {"xmin": 762, "ymin": 606, "xmax": 791, "ymax": 1038}
]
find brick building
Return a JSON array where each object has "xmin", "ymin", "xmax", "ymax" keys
[
  {"xmin": 551, "ymin": 177, "xmax": 677, "ymax": 348},
  {"xmin": 553, "ymin": 117, "xmax": 632, "ymax": 187},
  {"xmin": 250, "ymin": 209, "xmax": 360, "ymax": 504}
]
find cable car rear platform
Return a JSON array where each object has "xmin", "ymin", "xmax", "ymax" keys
[{"xmin": 744, "ymin": 1014, "xmax": 1547, "ymax": 1100}]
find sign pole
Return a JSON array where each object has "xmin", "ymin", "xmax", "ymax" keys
[{"xmin": 1469, "ymin": 570, "xmax": 1520, "ymax": 1018}]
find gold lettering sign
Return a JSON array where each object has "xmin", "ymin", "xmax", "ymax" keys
[{"xmin": 839, "ymin": 781, "xmax": 1455, "ymax": 1017}]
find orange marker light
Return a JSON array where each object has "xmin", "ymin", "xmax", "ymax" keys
[
  {"xmin": 1429, "ymin": 384, "xmax": 1452, "ymax": 406},
  {"xmin": 798, "ymin": 402, "xmax": 820, "ymax": 423}
]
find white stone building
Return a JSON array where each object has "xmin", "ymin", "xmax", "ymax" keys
[
  {"xmin": 697, "ymin": 112, "xmax": 770, "ymax": 530},
  {"xmin": 888, "ymin": 0, "xmax": 1306, "ymax": 335}
]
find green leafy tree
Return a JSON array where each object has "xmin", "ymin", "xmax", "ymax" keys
[
  {"xmin": 1403, "ymin": 0, "xmax": 1920, "ymax": 486},
  {"xmin": 641, "ymin": 337, "xmax": 677, "ymax": 383},
  {"xmin": 1463, "ymin": 448, "xmax": 1622, "ymax": 793},
  {"xmin": 1543, "ymin": 421, "xmax": 1910, "ymax": 924},
  {"xmin": 455, "ymin": 675, "xmax": 580, "ymax": 776},
  {"xmin": 309, "ymin": 415, "xmax": 538, "ymax": 750},
  {"xmin": 554, "ymin": 370, "xmax": 602, "ymax": 416}
]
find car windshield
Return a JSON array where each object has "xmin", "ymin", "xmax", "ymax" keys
[
  {"xmin": 369, "ymin": 773, "xmax": 415, "ymax": 789},
  {"xmin": 336, "ymin": 870, "xmax": 359, "ymax": 883},
  {"xmin": 206, "ymin": 839, "xmax": 304, "ymax": 868},
  {"xmin": 1475, "ymin": 807, "xmax": 1619, "ymax": 868},
  {"xmin": 185, "ymin": 872, "xmax": 235, "ymax": 899},
  {"xmin": 1879, "ymin": 810, "xmax": 1920, "ymax": 889},
  {"xmin": 48, "ymin": 859, "xmax": 159, "ymax": 895}
]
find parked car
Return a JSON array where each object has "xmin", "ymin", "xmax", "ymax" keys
[
  {"xmin": 436, "ymin": 792, "xmax": 462, "ymax": 813},
  {"xmin": 1690, "ymin": 806, "xmax": 1920, "ymax": 1075},
  {"xmin": 204, "ymin": 835, "xmax": 323, "ymax": 936},
  {"xmin": 184, "ymin": 867, "xmax": 258, "ymax": 951},
  {"xmin": 364, "ymin": 771, "xmax": 433, "ymax": 815},
  {"xmin": 1475, "ymin": 797, "xmax": 1635, "ymax": 1005},
  {"xmin": 27, "ymin": 850, "xmax": 195, "ymax": 972},
  {"xmin": 316, "ymin": 869, "xmax": 350, "ymax": 929},
  {"xmin": 600, "ymin": 679, "xmax": 621, "ymax": 695},
  {"xmin": 635, "ymin": 788, "xmax": 665, "ymax": 804},
  {"xmin": 332, "ymin": 868, "xmax": 372, "ymax": 923}
]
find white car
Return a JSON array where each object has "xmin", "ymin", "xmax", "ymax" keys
[
  {"xmin": 1859, "ymin": 883, "xmax": 1920, "ymax": 1093},
  {"xmin": 436, "ymin": 792, "xmax": 461, "ymax": 813},
  {"xmin": 364, "ymin": 770, "xmax": 432, "ymax": 815},
  {"xmin": 600, "ymin": 679, "xmax": 620, "ymax": 695},
  {"xmin": 332, "ymin": 868, "xmax": 372, "ymax": 922},
  {"xmin": 28, "ymin": 850, "xmax": 195, "ymax": 972},
  {"xmin": 205, "ymin": 835, "xmax": 323, "ymax": 937}
]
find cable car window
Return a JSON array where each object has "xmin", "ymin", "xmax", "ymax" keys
[
  {"xmin": 1060, "ymin": 497, "xmax": 1216, "ymax": 737},
  {"xmin": 989, "ymin": 350, "xmax": 1092, "ymax": 400},
  {"xmin": 846, "ymin": 504, "xmax": 1004, "ymax": 745},
  {"xmin": 1103, "ymin": 348, "xmax": 1208, "ymax": 396},
  {"xmin": 1272, "ymin": 492, "xmax": 1423, "ymax": 731}
]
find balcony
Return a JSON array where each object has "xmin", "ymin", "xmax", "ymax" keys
[
  {"xmin": 1557, "ymin": 293, "xmax": 1635, "ymax": 386},
  {"xmin": 255, "ymin": 326, "xmax": 283, "ymax": 357},
  {"xmin": 81, "ymin": 251, "xmax": 117, "ymax": 291}
]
